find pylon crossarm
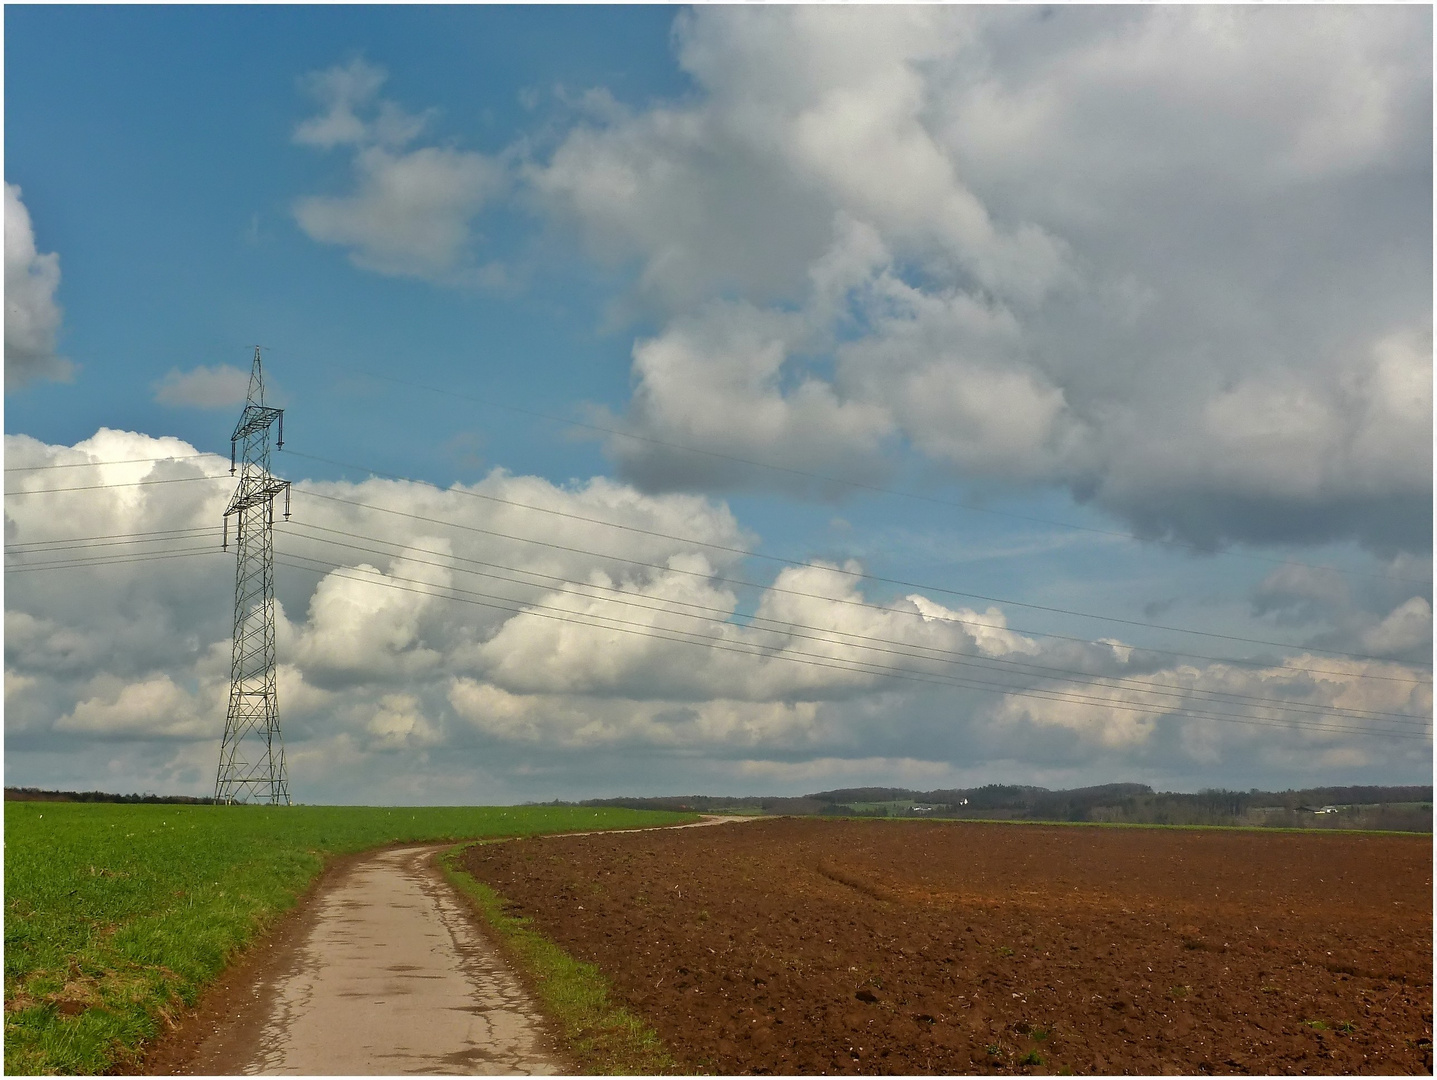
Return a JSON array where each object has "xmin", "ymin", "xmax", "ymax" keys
[
  {"xmin": 225, "ymin": 478, "xmax": 290, "ymax": 516},
  {"xmin": 232, "ymin": 405, "xmax": 284, "ymax": 443}
]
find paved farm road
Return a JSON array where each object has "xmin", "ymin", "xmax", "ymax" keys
[{"xmin": 186, "ymin": 845, "xmax": 563, "ymax": 1075}]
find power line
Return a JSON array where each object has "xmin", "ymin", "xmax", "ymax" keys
[
  {"xmin": 350, "ymin": 368, "xmax": 1434, "ymax": 587},
  {"xmin": 4, "ymin": 517, "xmax": 1423, "ymax": 736},
  {"xmin": 7, "ymin": 514, "xmax": 1426, "ymax": 710},
  {"xmin": 11, "ymin": 452, "xmax": 1427, "ymax": 670},
  {"xmin": 277, "ymin": 519, "xmax": 1430, "ymax": 727},
  {"xmin": 283, "ymin": 449, "xmax": 1429, "ymax": 668},
  {"xmin": 4, "ymin": 453, "xmax": 212, "ymax": 473},
  {"xmin": 5, "ymin": 524, "xmax": 217, "ymax": 546},
  {"xmin": 3, "ymin": 547, "xmax": 222, "ymax": 574},
  {"xmin": 270, "ymin": 549, "xmax": 1429, "ymax": 742},
  {"xmin": 290, "ymin": 486, "xmax": 1430, "ymax": 686},
  {"xmin": 4, "ymin": 475, "xmax": 226, "ymax": 496},
  {"xmin": 288, "ymin": 482, "xmax": 1425, "ymax": 683},
  {"xmin": 278, "ymin": 548, "xmax": 1408, "ymax": 739},
  {"xmin": 6, "ymin": 527, "xmax": 218, "ymax": 555}
]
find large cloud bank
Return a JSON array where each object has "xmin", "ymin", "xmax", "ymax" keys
[
  {"xmin": 295, "ymin": 8, "xmax": 1431, "ymax": 554},
  {"xmin": 533, "ymin": 7, "xmax": 1432, "ymax": 553},
  {"xmin": 5, "ymin": 431, "xmax": 1428, "ymax": 802}
]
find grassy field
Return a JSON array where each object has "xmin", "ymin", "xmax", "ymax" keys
[{"xmin": 3, "ymin": 801, "xmax": 692, "ymax": 1075}]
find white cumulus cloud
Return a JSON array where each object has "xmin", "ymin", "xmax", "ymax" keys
[
  {"xmin": 292, "ymin": 59, "xmax": 506, "ymax": 282},
  {"xmin": 4, "ymin": 182, "xmax": 72, "ymax": 389},
  {"xmin": 5, "ymin": 429, "xmax": 1429, "ymax": 802},
  {"xmin": 153, "ymin": 364, "xmax": 254, "ymax": 409},
  {"xmin": 526, "ymin": 6, "xmax": 1431, "ymax": 554}
]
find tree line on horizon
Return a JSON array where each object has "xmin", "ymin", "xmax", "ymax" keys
[
  {"xmin": 4, "ymin": 787, "xmax": 218, "ymax": 805},
  {"xmin": 577, "ymin": 782, "xmax": 1434, "ymax": 831}
]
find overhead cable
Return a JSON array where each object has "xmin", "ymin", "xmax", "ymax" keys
[
  {"xmin": 272, "ymin": 549, "xmax": 1430, "ymax": 743},
  {"xmin": 9, "ymin": 456, "xmax": 1427, "ymax": 669},
  {"xmin": 3, "ymin": 547, "xmax": 221, "ymax": 574},
  {"xmin": 282, "ymin": 451, "xmax": 1430, "ymax": 668},
  {"xmin": 291, "ymin": 485, "xmax": 1431, "ymax": 684},
  {"xmin": 4, "ymin": 519, "xmax": 1423, "ymax": 736},
  {"xmin": 277, "ymin": 519, "xmax": 1430, "ymax": 727},
  {"xmin": 4, "ymin": 475, "xmax": 226, "ymax": 496},
  {"xmin": 4, "ymin": 453, "xmax": 212, "ymax": 473}
]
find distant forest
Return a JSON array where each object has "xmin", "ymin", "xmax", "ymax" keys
[
  {"xmin": 580, "ymin": 782, "xmax": 1434, "ymax": 832},
  {"xmin": 4, "ymin": 787, "xmax": 217, "ymax": 805}
]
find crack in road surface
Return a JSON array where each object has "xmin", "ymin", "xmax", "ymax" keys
[{"xmin": 196, "ymin": 845, "xmax": 563, "ymax": 1075}]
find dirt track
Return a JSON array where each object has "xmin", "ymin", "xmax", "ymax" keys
[{"xmin": 460, "ymin": 817, "xmax": 1433, "ymax": 1075}]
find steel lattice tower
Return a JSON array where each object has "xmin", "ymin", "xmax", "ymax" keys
[{"xmin": 215, "ymin": 347, "xmax": 292, "ymax": 805}]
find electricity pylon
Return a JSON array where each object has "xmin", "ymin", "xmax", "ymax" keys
[{"xmin": 215, "ymin": 347, "xmax": 292, "ymax": 805}]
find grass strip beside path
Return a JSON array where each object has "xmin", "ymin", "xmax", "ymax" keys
[
  {"xmin": 442, "ymin": 847, "xmax": 676, "ymax": 1075},
  {"xmin": 4, "ymin": 802, "xmax": 692, "ymax": 1075}
]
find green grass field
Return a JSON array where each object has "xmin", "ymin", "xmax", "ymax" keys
[{"xmin": 3, "ymin": 801, "xmax": 692, "ymax": 1075}]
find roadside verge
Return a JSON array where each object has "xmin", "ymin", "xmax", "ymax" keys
[{"xmin": 440, "ymin": 846, "xmax": 676, "ymax": 1075}]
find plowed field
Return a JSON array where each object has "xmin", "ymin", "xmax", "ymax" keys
[{"xmin": 460, "ymin": 818, "xmax": 1431, "ymax": 1075}]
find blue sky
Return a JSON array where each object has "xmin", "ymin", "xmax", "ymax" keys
[
  {"xmin": 5, "ymin": 7, "xmax": 671, "ymax": 473},
  {"xmin": 5, "ymin": 6, "xmax": 1431, "ymax": 803}
]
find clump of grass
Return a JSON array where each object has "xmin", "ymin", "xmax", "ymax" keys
[
  {"xmin": 4, "ymin": 802, "xmax": 692, "ymax": 1074},
  {"xmin": 441, "ymin": 851, "xmax": 675, "ymax": 1074},
  {"xmin": 1020, "ymin": 1049, "xmax": 1044, "ymax": 1065}
]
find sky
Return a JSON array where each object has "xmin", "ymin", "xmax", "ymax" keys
[{"xmin": 4, "ymin": 5, "xmax": 1431, "ymax": 805}]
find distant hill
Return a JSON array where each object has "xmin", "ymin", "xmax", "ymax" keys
[
  {"xmin": 580, "ymin": 783, "xmax": 1432, "ymax": 832},
  {"xmin": 574, "ymin": 794, "xmax": 828, "ymax": 815}
]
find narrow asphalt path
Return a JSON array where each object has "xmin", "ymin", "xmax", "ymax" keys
[
  {"xmin": 175, "ymin": 816, "xmax": 749, "ymax": 1075},
  {"xmin": 186, "ymin": 845, "xmax": 562, "ymax": 1075}
]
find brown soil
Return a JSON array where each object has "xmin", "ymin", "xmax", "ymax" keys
[{"xmin": 459, "ymin": 818, "xmax": 1432, "ymax": 1075}]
